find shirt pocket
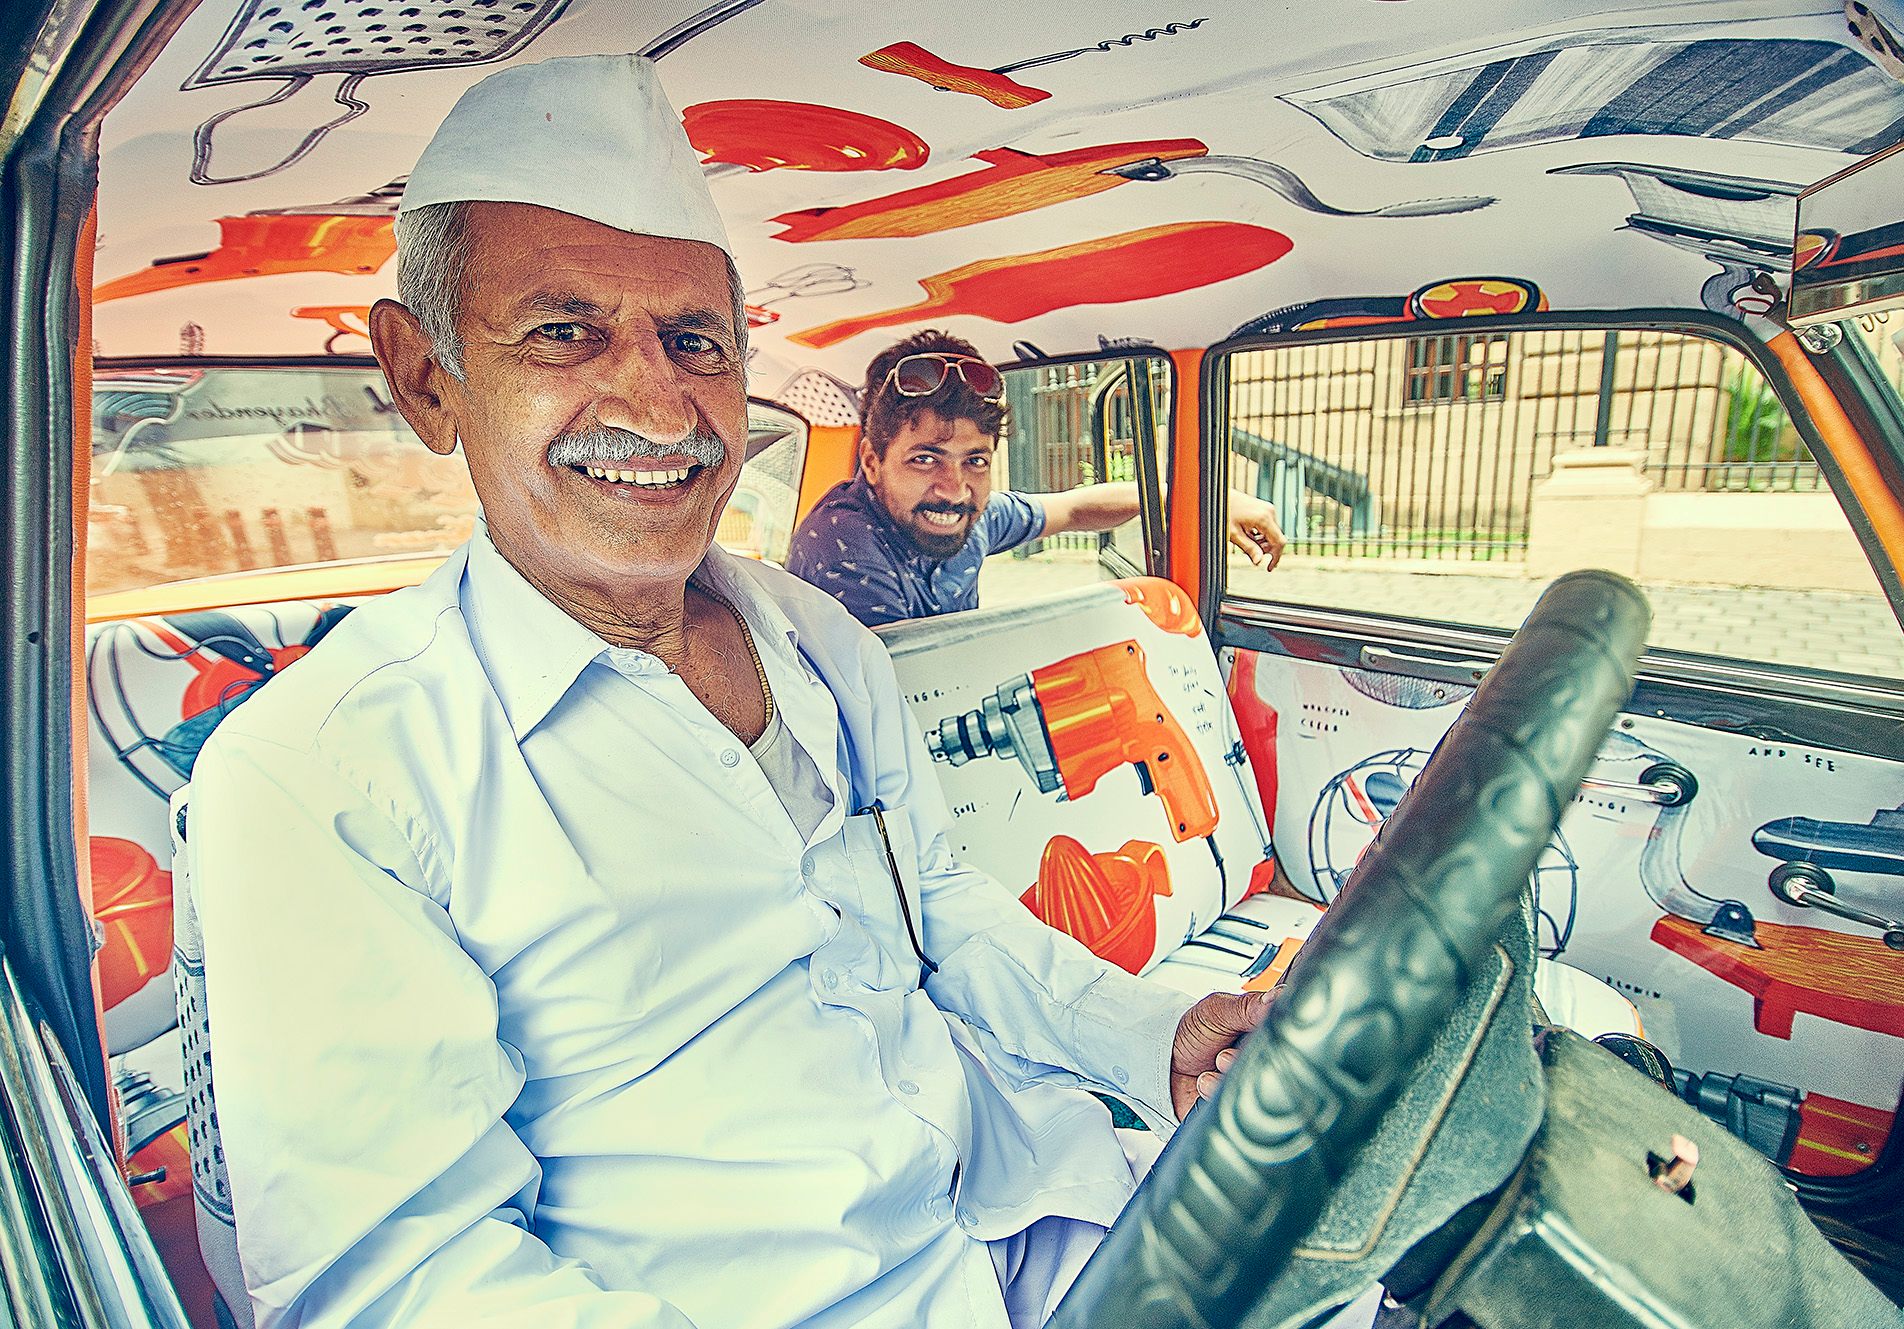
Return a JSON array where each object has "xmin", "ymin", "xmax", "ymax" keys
[{"xmin": 838, "ymin": 805, "xmax": 933, "ymax": 994}]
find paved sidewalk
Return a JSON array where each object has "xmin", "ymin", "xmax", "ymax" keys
[{"xmin": 980, "ymin": 551, "xmax": 1904, "ymax": 679}]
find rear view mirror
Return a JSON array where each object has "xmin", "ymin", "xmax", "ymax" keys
[{"xmin": 1791, "ymin": 139, "xmax": 1904, "ymax": 326}]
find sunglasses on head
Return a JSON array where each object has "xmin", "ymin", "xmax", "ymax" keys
[{"xmin": 884, "ymin": 352, "xmax": 1005, "ymax": 404}]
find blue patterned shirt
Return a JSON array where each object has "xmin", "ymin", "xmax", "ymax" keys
[{"xmin": 787, "ymin": 475, "xmax": 1046, "ymax": 627}]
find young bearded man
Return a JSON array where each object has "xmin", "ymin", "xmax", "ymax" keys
[{"xmin": 788, "ymin": 330, "xmax": 1286, "ymax": 627}]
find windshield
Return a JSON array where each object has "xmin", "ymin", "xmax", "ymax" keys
[{"xmin": 87, "ymin": 364, "xmax": 806, "ymax": 598}]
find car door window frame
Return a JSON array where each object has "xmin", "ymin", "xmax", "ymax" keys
[
  {"xmin": 995, "ymin": 347, "xmax": 1174, "ymax": 580},
  {"xmin": 1086, "ymin": 356, "xmax": 1167, "ymax": 578}
]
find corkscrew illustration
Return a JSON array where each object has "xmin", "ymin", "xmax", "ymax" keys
[{"xmin": 861, "ymin": 20, "xmax": 1210, "ymax": 109}]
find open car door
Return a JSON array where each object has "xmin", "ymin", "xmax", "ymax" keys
[{"xmin": 1209, "ymin": 308, "xmax": 1904, "ymax": 1282}]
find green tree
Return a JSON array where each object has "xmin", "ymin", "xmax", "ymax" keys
[{"xmin": 1720, "ymin": 364, "xmax": 1793, "ymax": 467}]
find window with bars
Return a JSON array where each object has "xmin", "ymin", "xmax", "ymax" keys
[
  {"xmin": 1403, "ymin": 333, "xmax": 1509, "ymax": 404},
  {"xmin": 1220, "ymin": 326, "xmax": 1897, "ymax": 678}
]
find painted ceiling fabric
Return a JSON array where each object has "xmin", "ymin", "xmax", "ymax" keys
[{"xmin": 94, "ymin": 0, "xmax": 1904, "ymax": 416}]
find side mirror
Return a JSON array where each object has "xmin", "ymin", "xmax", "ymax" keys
[{"xmin": 1791, "ymin": 139, "xmax": 1904, "ymax": 327}]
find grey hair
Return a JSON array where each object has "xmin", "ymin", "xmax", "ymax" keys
[
  {"xmin": 393, "ymin": 200, "xmax": 750, "ymax": 382},
  {"xmin": 395, "ymin": 201, "xmax": 473, "ymax": 379}
]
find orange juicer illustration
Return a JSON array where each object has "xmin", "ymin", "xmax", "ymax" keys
[
  {"xmin": 90, "ymin": 836, "xmax": 175, "ymax": 1011},
  {"xmin": 925, "ymin": 640, "xmax": 1229, "ymax": 899},
  {"xmin": 1023, "ymin": 836, "xmax": 1172, "ymax": 974}
]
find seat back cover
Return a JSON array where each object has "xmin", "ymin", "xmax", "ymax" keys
[{"xmin": 880, "ymin": 579, "xmax": 1279, "ymax": 976}]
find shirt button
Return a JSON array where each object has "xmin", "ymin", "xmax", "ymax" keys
[
  {"xmin": 897, "ymin": 1079, "xmax": 920, "ymax": 1095},
  {"xmin": 821, "ymin": 969, "xmax": 839, "ymax": 990},
  {"xmin": 720, "ymin": 749, "xmax": 741, "ymax": 768},
  {"xmin": 801, "ymin": 854, "xmax": 816, "ymax": 878},
  {"xmin": 1112, "ymin": 1065, "xmax": 1130, "ymax": 1085}
]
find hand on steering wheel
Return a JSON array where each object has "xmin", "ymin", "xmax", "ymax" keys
[{"xmin": 1170, "ymin": 990, "xmax": 1273, "ymax": 1119}]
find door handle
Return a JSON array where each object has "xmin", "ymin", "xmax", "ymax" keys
[{"xmin": 1358, "ymin": 645, "xmax": 1492, "ymax": 687}]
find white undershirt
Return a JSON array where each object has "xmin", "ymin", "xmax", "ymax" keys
[{"xmin": 748, "ymin": 693, "xmax": 835, "ymax": 840}]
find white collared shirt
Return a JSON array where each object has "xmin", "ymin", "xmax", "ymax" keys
[{"xmin": 184, "ymin": 528, "xmax": 1195, "ymax": 1329}]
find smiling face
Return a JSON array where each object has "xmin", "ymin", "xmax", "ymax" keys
[
  {"xmin": 861, "ymin": 409, "xmax": 997, "ymax": 559},
  {"xmin": 372, "ymin": 202, "xmax": 747, "ymax": 615}
]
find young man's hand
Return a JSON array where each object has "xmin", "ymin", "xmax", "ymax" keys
[
  {"xmin": 1169, "ymin": 989, "xmax": 1273, "ymax": 1119},
  {"xmin": 1227, "ymin": 492, "xmax": 1285, "ymax": 571}
]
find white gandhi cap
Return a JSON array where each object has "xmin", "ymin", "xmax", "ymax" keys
[{"xmin": 400, "ymin": 53, "xmax": 731, "ymax": 257}]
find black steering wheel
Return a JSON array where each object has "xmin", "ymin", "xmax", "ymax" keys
[{"xmin": 1050, "ymin": 570, "xmax": 1651, "ymax": 1329}]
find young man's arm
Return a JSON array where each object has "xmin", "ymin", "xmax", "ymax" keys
[
  {"xmin": 1033, "ymin": 481, "xmax": 1142, "ymax": 537},
  {"xmin": 1035, "ymin": 482, "xmax": 1287, "ymax": 570}
]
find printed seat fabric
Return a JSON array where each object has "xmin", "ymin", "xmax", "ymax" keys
[
  {"xmin": 93, "ymin": 582, "xmax": 1293, "ymax": 1089},
  {"xmin": 1226, "ymin": 643, "xmax": 1902, "ymax": 1173},
  {"xmin": 879, "ymin": 578, "xmax": 1323, "ymax": 999},
  {"xmin": 93, "ymin": 577, "xmax": 1635, "ymax": 1327},
  {"xmin": 83, "ymin": 602, "xmax": 354, "ymax": 1326},
  {"xmin": 88, "ymin": 602, "xmax": 357, "ymax": 1057},
  {"xmin": 170, "ymin": 793, "xmax": 253, "ymax": 1329}
]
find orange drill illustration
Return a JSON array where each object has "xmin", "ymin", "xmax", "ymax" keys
[{"xmin": 926, "ymin": 640, "xmax": 1231, "ymax": 901}]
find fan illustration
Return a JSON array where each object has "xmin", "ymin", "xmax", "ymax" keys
[
  {"xmin": 91, "ymin": 836, "xmax": 175, "ymax": 1011},
  {"xmin": 1308, "ymin": 746, "xmax": 1580, "ymax": 957},
  {"xmin": 88, "ymin": 607, "xmax": 352, "ymax": 799}
]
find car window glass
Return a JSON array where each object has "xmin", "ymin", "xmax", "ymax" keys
[
  {"xmin": 87, "ymin": 365, "xmax": 806, "ymax": 597},
  {"xmin": 981, "ymin": 355, "xmax": 1169, "ymax": 609},
  {"xmin": 1851, "ymin": 313, "xmax": 1904, "ymax": 414},
  {"xmin": 717, "ymin": 401, "xmax": 808, "ymax": 567},
  {"xmin": 1222, "ymin": 328, "xmax": 1903, "ymax": 681}
]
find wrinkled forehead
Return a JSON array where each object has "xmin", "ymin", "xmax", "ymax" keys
[{"xmin": 455, "ymin": 202, "xmax": 735, "ymax": 323}]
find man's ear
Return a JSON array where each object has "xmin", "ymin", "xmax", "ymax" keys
[
  {"xmin": 369, "ymin": 298, "xmax": 460, "ymax": 456},
  {"xmin": 857, "ymin": 435, "xmax": 880, "ymax": 484}
]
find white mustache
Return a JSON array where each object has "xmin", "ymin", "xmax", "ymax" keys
[{"xmin": 546, "ymin": 427, "xmax": 726, "ymax": 470}]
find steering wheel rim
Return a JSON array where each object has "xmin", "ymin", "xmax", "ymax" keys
[{"xmin": 1050, "ymin": 570, "xmax": 1651, "ymax": 1329}]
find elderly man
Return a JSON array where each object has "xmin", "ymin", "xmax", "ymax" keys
[
  {"xmin": 183, "ymin": 53, "xmax": 1267, "ymax": 1329},
  {"xmin": 788, "ymin": 329, "xmax": 1285, "ymax": 627}
]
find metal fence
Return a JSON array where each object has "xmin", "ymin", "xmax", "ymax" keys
[{"xmin": 1227, "ymin": 329, "xmax": 1824, "ymax": 562}]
